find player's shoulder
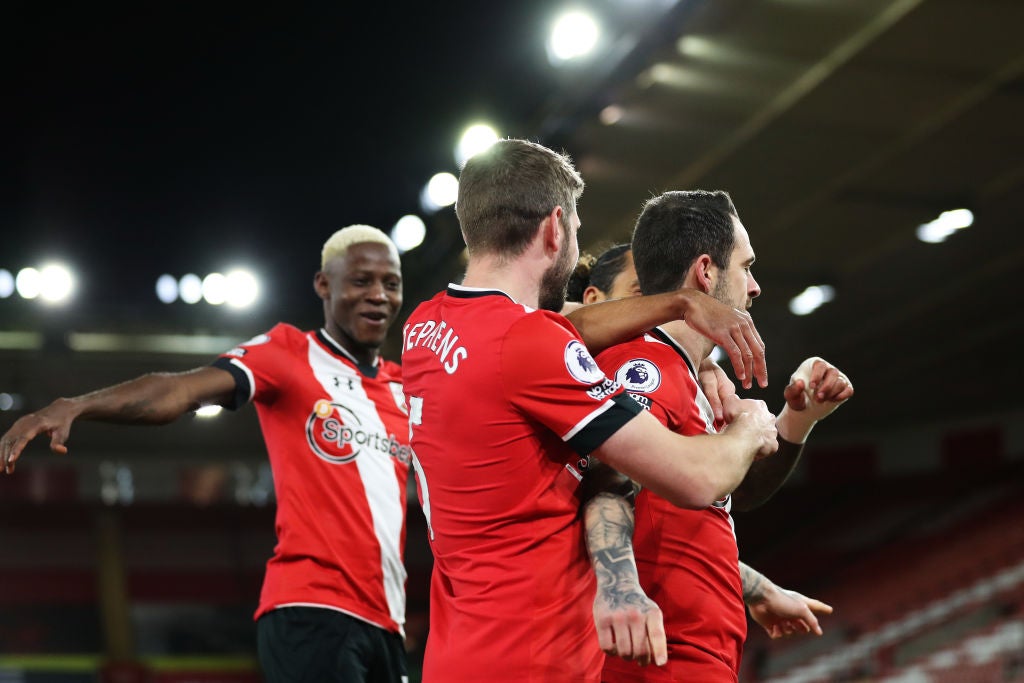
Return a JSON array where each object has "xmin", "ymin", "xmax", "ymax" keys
[
  {"xmin": 597, "ymin": 334, "xmax": 681, "ymax": 395},
  {"xmin": 222, "ymin": 323, "xmax": 300, "ymax": 356},
  {"xmin": 501, "ymin": 309, "xmax": 608, "ymax": 387},
  {"xmin": 378, "ymin": 358, "xmax": 402, "ymax": 380},
  {"xmin": 501, "ymin": 309, "xmax": 583, "ymax": 364},
  {"xmin": 407, "ymin": 288, "xmax": 449, "ymax": 316},
  {"xmin": 596, "ymin": 331, "xmax": 672, "ymax": 363},
  {"xmin": 509, "ymin": 308, "xmax": 578, "ymax": 338}
]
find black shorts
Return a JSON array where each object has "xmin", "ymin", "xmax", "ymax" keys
[{"xmin": 257, "ymin": 606, "xmax": 408, "ymax": 683}]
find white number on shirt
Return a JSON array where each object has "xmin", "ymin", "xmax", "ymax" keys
[{"xmin": 407, "ymin": 395, "xmax": 435, "ymax": 541}]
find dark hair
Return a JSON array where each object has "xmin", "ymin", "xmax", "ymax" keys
[
  {"xmin": 456, "ymin": 139, "xmax": 584, "ymax": 259},
  {"xmin": 566, "ymin": 243, "xmax": 631, "ymax": 302},
  {"xmin": 566, "ymin": 253, "xmax": 597, "ymax": 303},
  {"xmin": 631, "ymin": 190, "xmax": 738, "ymax": 295}
]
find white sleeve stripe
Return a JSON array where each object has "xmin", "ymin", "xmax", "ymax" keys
[
  {"xmin": 229, "ymin": 358, "xmax": 256, "ymax": 404},
  {"xmin": 561, "ymin": 400, "xmax": 616, "ymax": 441}
]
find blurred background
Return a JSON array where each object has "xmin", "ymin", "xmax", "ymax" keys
[{"xmin": 3, "ymin": 1, "xmax": 1023, "ymax": 681}]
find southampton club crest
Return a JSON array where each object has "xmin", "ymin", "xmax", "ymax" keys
[
  {"xmin": 615, "ymin": 359, "xmax": 662, "ymax": 393},
  {"xmin": 564, "ymin": 340, "xmax": 605, "ymax": 384}
]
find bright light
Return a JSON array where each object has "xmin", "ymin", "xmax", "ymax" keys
[
  {"xmin": 179, "ymin": 274, "xmax": 203, "ymax": 304},
  {"xmin": 195, "ymin": 405, "xmax": 223, "ymax": 418},
  {"xmin": 391, "ymin": 215, "xmax": 427, "ymax": 253},
  {"xmin": 422, "ymin": 172, "xmax": 459, "ymax": 212},
  {"xmin": 548, "ymin": 10, "xmax": 600, "ymax": 63},
  {"xmin": 0, "ymin": 269, "xmax": 13, "ymax": 298},
  {"xmin": 15, "ymin": 268, "xmax": 41, "ymax": 299},
  {"xmin": 939, "ymin": 208, "xmax": 974, "ymax": 229},
  {"xmin": 202, "ymin": 272, "xmax": 228, "ymax": 305},
  {"xmin": 599, "ymin": 105, "xmax": 624, "ymax": 125},
  {"xmin": 225, "ymin": 269, "xmax": 260, "ymax": 309},
  {"xmin": 0, "ymin": 392, "xmax": 22, "ymax": 411},
  {"xmin": 789, "ymin": 285, "xmax": 835, "ymax": 316},
  {"xmin": 455, "ymin": 123, "xmax": 500, "ymax": 167},
  {"xmin": 916, "ymin": 222, "xmax": 954, "ymax": 244},
  {"xmin": 645, "ymin": 62, "xmax": 714, "ymax": 90},
  {"xmin": 156, "ymin": 274, "xmax": 178, "ymax": 304},
  {"xmin": 916, "ymin": 208, "xmax": 974, "ymax": 244},
  {"xmin": 38, "ymin": 263, "xmax": 74, "ymax": 303},
  {"xmin": 709, "ymin": 346, "xmax": 725, "ymax": 364},
  {"xmin": 676, "ymin": 35, "xmax": 717, "ymax": 59}
]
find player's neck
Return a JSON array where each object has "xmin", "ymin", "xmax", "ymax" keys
[
  {"xmin": 322, "ymin": 326, "xmax": 381, "ymax": 367},
  {"xmin": 659, "ymin": 319, "xmax": 714, "ymax": 367},
  {"xmin": 462, "ymin": 257, "xmax": 543, "ymax": 309}
]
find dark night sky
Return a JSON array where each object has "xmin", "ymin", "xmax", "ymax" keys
[{"xmin": 6, "ymin": 2, "xmax": 564, "ymax": 328}]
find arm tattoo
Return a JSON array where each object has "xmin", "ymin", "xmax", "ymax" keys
[
  {"xmin": 740, "ymin": 562, "xmax": 767, "ymax": 605},
  {"xmin": 585, "ymin": 492, "xmax": 650, "ymax": 610},
  {"xmin": 586, "ymin": 492, "xmax": 634, "ymax": 551}
]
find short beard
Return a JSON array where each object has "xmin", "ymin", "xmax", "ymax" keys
[
  {"xmin": 539, "ymin": 241, "xmax": 576, "ymax": 312},
  {"xmin": 712, "ymin": 276, "xmax": 732, "ymax": 307}
]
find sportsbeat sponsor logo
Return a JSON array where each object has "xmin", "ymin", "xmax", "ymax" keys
[{"xmin": 305, "ymin": 399, "xmax": 411, "ymax": 465}]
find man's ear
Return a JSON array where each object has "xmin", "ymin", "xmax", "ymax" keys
[
  {"xmin": 692, "ymin": 254, "xmax": 715, "ymax": 294},
  {"xmin": 313, "ymin": 270, "xmax": 330, "ymax": 300},
  {"xmin": 541, "ymin": 206, "xmax": 564, "ymax": 256},
  {"xmin": 582, "ymin": 285, "xmax": 604, "ymax": 305}
]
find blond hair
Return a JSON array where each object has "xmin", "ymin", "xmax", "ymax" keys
[{"xmin": 321, "ymin": 225, "xmax": 398, "ymax": 269}]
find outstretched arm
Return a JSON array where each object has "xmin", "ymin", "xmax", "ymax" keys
[
  {"xmin": 741, "ymin": 562, "xmax": 833, "ymax": 639},
  {"xmin": 1, "ymin": 366, "xmax": 236, "ymax": 474},
  {"xmin": 566, "ymin": 288, "xmax": 767, "ymax": 389},
  {"xmin": 583, "ymin": 463, "xmax": 666, "ymax": 667},
  {"xmin": 731, "ymin": 357, "xmax": 853, "ymax": 511}
]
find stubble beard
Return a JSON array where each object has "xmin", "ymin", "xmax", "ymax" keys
[{"xmin": 538, "ymin": 245, "xmax": 575, "ymax": 312}]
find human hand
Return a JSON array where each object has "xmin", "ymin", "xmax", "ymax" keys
[
  {"xmin": 0, "ymin": 399, "xmax": 76, "ymax": 474},
  {"xmin": 727, "ymin": 399, "xmax": 778, "ymax": 459},
  {"xmin": 785, "ymin": 357, "xmax": 853, "ymax": 422},
  {"xmin": 698, "ymin": 358, "xmax": 737, "ymax": 424},
  {"xmin": 682, "ymin": 290, "xmax": 766, "ymax": 390},
  {"xmin": 748, "ymin": 585, "xmax": 833, "ymax": 639},
  {"xmin": 593, "ymin": 578, "xmax": 667, "ymax": 667}
]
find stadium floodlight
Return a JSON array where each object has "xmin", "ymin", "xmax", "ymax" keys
[
  {"xmin": 547, "ymin": 9, "xmax": 600, "ymax": 64},
  {"xmin": 202, "ymin": 272, "xmax": 228, "ymax": 305},
  {"xmin": 455, "ymin": 123, "xmax": 500, "ymax": 167},
  {"xmin": 15, "ymin": 268, "xmax": 41, "ymax": 299},
  {"xmin": 225, "ymin": 269, "xmax": 260, "ymax": 309},
  {"xmin": 789, "ymin": 285, "xmax": 835, "ymax": 316},
  {"xmin": 155, "ymin": 274, "xmax": 178, "ymax": 304},
  {"xmin": 179, "ymin": 273, "xmax": 203, "ymax": 304},
  {"xmin": 38, "ymin": 263, "xmax": 75, "ymax": 304},
  {"xmin": 391, "ymin": 215, "xmax": 427, "ymax": 254},
  {"xmin": 916, "ymin": 208, "xmax": 974, "ymax": 244},
  {"xmin": 0, "ymin": 269, "xmax": 13, "ymax": 298},
  {"xmin": 421, "ymin": 172, "xmax": 459, "ymax": 212}
]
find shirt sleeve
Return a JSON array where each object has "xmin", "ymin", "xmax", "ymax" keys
[
  {"xmin": 501, "ymin": 311, "xmax": 642, "ymax": 456},
  {"xmin": 209, "ymin": 323, "xmax": 293, "ymax": 409},
  {"xmin": 597, "ymin": 340, "xmax": 704, "ymax": 436},
  {"xmin": 595, "ymin": 344, "xmax": 675, "ymax": 428}
]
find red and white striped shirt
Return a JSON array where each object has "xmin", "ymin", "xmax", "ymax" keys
[{"xmin": 213, "ymin": 323, "xmax": 411, "ymax": 634}]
